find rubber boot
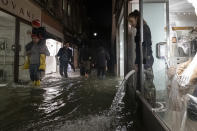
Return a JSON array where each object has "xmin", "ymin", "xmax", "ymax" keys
[
  {"xmin": 36, "ymin": 80, "xmax": 40, "ymax": 86},
  {"xmin": 39, "ymin": 54, "xmax": 46, "ymax": 71},
  {"xmin": 24, "ymin": 56, "xmax": 30, "ymax": 69},
  {"xmin": 33, "ymin": 81, "xmax": 37, "ymax": 86}
]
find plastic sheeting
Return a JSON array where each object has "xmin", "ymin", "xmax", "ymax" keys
[{"xmin": 165, "ymin": 66, "xmax": 197, "ymax": 131}]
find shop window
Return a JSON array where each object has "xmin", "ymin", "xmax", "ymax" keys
[
  {"xmin": 133, "ymin": 0, "xmax": 197, "ymax": 130},
  {"xmin": 0, "ymin": 11, "xmax": 15, "ymax": 82},
  {"xmin": 18, "ymin": 22, "xmax": 32, "ymax": 81}
]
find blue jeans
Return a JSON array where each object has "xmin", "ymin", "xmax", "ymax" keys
[
  {"xmin": 29, "ymin": 64, "xmax": 40, "ymax": 81},
  {"xmin": 60, "ymin": 62, "xmax": 68, "ymax": 77}
]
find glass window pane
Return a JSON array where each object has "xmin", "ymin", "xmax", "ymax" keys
[
  {"xmin": 0, "ymin": 11, "xmax": 15, "ymax": 82},
  {"xmin": 18, "ymin": 22, "xmax": 32, "ymax": 81}
]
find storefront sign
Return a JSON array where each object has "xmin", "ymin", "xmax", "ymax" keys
[{"xmin": 0, "ymin": 0, "xmax": 41, "ymax": 22}]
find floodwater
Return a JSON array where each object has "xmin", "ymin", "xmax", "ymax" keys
[{"xmin": 0, "ymin": 73, "xmax": 134, "ymax": 131}]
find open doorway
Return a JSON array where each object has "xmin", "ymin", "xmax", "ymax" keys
[{"xmin": 45, "ymin": 39, "xmax": 62, "ymax": 74}]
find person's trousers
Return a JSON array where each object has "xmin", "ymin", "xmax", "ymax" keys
[
  {"xmin": 97, "ymin": 66, "xmax": 106, "ymax": 77},
  {"xmin": 144, "ymin": 67, "xmax": 156, "ymax": 108},
  {"xmin": 29, "ymin": 64, "xmax": 40, "ymax": 81},
  {"xmin": 60, "ymin": 62, "xmax": 68, "ymax": 77}
]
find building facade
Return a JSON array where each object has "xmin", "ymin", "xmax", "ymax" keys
[{"xmin": 0, "ymin": 0, "xmax": 88, "ymax": 82}]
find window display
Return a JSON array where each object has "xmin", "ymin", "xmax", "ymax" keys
[
  {"xmin": 162, "ymin": 0, "xmax": 197, "ymax": 129},
  {"xmin": 165, "ymin": 29, "xmax": 197, "ymax": 130},
  {"xmin": 135, "ymin": 0, "xmax": 197, "ymax": 130}
]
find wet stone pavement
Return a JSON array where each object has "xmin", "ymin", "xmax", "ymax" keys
[{"xmin": 0, "ymin": 71, "xmax": 135, "ymax": 131}]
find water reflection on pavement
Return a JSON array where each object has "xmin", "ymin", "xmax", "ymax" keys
[{"xmin": 0, "ymin": 74, "xmax": 130, "ymax": 131}]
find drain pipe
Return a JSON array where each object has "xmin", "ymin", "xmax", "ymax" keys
[{"xmin": 120, "ymin": 70, "xmax": 135, "ymax": 86}]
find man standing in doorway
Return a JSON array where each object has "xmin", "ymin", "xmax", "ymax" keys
[{"xmin": 56, "ymin": 42, "xmax": 72, "ymax": 78}]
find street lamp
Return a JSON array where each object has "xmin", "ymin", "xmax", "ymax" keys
[{"xmin": 93, "ymin": 32, "xmax": 97, "ymax": 36}]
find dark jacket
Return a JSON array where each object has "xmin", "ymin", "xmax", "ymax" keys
[
  {"xmin": 135, "ymin": 23, "xmax": 154, "ymax": 69},
  {"xmin": 56, "ymin": 47, "xmax": 72, "ymax": 63},
  {"xmin": 96, "ymin": 48, "xmax": 110, "ymax": 67}
]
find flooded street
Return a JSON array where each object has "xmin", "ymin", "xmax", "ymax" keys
[{"xmin": 0, "ymin": 73, "xmax": 134, "ymax": 131}]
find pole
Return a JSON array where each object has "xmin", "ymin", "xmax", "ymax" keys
[{"xmin": 139, "ymin": 0, "xmax": 144, "ymax": 95}]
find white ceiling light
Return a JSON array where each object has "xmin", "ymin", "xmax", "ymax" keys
[{"xmin": 187, "ymin": 0, "xmax": 197, "ymax": 15}]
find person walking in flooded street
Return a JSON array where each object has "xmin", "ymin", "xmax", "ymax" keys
[
  {"xmin": 56, "ymin": 42, "xmax": 73, "ymax": 78},
  {"xmin": 128, "ymin": 10, "xmax": 155, "ymax": 107},
  {"xmin": 24, "ymin": 32, "xmax": 49, "ymax": 86},
  {"xmin": 96, "ymin": 46, "xmax": 110, "ymax": 79},
  {"xmin": 79, "ymin": 45, "xmax": 92, "ymax": 78}
]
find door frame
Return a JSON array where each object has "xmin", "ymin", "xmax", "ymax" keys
[{"xmin": 116, "ymin": 6, "xmax": 125, "ymax": 77}]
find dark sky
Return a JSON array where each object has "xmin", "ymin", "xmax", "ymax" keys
[
  {"xmin": 86, "ymin": 0, "xmax": 112, "ymax": 41},
  {"xmin": 85, "ymin": 0, "xmax": 112, "ymax": 30}
]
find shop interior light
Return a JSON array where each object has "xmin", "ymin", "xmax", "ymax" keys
[{"xmin": 187, "ymin": 0, "xmax": 197, "ymax": 15}]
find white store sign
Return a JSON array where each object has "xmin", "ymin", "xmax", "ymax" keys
[{"xmin": 0, "ymin": 0, "xmax": 41, "ymax": 22}]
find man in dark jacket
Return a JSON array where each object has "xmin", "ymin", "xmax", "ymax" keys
[
  {"xmin": 56, "ymin": 42, "xmax": 72, "ymax": 78},
  {"xmin": 96, "ymin": 46, "xmax": 110, "ymax": 79}
]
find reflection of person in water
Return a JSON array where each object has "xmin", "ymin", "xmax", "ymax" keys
[{"xmin": 128, "ymin": 10, "xmax": 155, "ymax": 107}]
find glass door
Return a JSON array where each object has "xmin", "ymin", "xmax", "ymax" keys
[{"xmin": 0, "ymin": 11, "xmax": 16, "ymax": 82}]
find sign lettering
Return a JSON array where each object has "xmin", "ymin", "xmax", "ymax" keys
[{"xmin": 0, "ymin": 0, "xmax": 41, "ymax": 22}]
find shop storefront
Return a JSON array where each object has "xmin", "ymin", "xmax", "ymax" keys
[
  {"xmin": 113, "ymin": 0, "xmax": 197, "ymax": 130},
  {"xmin": 158, "ymin": 0, "xmax": 197, "ymax": 130},
  {"xmin": 0, "ymin": 0, "xmax": 66, "ymax": 82},
  {"xmin": 129, "ymin": 0, "xmax": 197, "ymax": 130},
  {"xmin": 0, "ymin": 0, "xmax": 41, "ymax": 82}
]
